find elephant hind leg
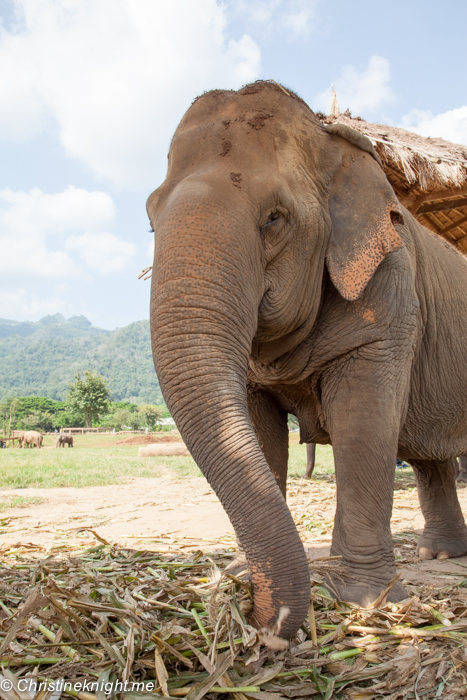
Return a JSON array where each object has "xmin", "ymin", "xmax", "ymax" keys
[
  {"xmin": 305, "ymin": 443, "xmax": 316, "ymax": 479},
  {"xmin": 411, "ymin": 458, "xmax": 467, "ymax": 560}
]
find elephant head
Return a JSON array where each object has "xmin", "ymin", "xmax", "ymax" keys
[{"xmin": 148, "ymin": 81, "xmax": 403, "ymax": 637}]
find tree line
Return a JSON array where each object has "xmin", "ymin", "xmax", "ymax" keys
[
  {"xmin": 0, "ymin": 371, "xmax": 170, "ymax": 435},
  {"xmin": 0, "ymin": 319, "xmax": 163, "ymax": 404}
]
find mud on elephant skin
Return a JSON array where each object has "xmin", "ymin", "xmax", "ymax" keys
[{"xmin": 148, "ymin": 81, "xmax": 467, "ymax": 637}]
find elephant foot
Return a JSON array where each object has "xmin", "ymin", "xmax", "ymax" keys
[
  {"xmin": 416, "ymin": 531, "xmax": 467, "ymax": 560},
  {"xmin": 325, "ymin": 576, "xmax": 407, "ymax": 607},
  {"xmin": 225, "ymin": 552, "xmax": 249, "ymax": 577}
]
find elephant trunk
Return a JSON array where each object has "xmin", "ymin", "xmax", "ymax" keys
[{"xmin": 151, "ymin": 189, "xmax": 310, "ymax": 638}]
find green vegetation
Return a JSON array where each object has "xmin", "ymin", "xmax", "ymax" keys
[
  {"xmin": 288, "ymin": 439, "xmax": 335, "ymax": 476},
  {"xmin": 0, "ymin": 393, "xmax": 168, "ymax": 432},
  {"xmin": 138, "ymin": 404, "xmax": 164, "ymax": 430},
  {"xmin": 0, "ymin": 446, "xmax": 199, "ymax": 489},
  {"xmin": 0, "ymin": 397, "xmax": 19, "ymax": 436},
  {"xmin": 99, "ymin": 402, "xmax": 164, "ymax": 431},
  {"xmin": 66, "ymin": 371, "xmax": 112, "ymax": 427},
  {"xmin": 0, "ymin": 315, "xmax": 162, "ymax": 404},
  {"xmin": 0, "ymin": 495, "xmax": 44, "ymax": 512},
  {"xmin": 0, "ymin": 432, "xmax": 334, "ymax": 489},
  {"xmin": 1, "ymin": 395, "xmax": 83, "ymax": 430}
]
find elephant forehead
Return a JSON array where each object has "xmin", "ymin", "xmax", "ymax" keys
[
  {"xmin": 171, "ymin": 110, "xmax": 282, "ymax": 166},
  {"xmin": 164, "ymin": 117, "xmax": 303, "ymax": 208},
  {"xmin": 171, "ymin": 90, "xmax": 305, "ymax": 165}
]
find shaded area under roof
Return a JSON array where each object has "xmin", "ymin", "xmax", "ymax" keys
[{"xmin": 319, "ymin": 112, "xmax": 467, "ymax": 253}]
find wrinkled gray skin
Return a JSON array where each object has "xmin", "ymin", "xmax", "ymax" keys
[
  {"xmin": 56, "ymin": 434, "xmax": 73, "ymax": 448},
  {"xmin": 148, "ymin": 82, "xmax": 467, "ymax": 639},
  {"xmin": 305, "ymin": 443, "xmax": 316, "ymax": 479},
  {"xmin": 24, "ymin": 431, "xmax": 42, "ymax": 448}
]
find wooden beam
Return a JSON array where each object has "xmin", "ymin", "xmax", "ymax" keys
[
  {"xmin": 453, "ymin": 231, "xmax": 467, "ymax": 248},
  {"xmin": 408, "ymin": 193, "xmax": 428, "ymax": 215},
  {"xmin": 440, "ymin": 213, "xmax": 467, "ymax": 237},
  {"xmin": 420, "ymin": 212, "xmax": 443, "ymax": 236},
  {"xmin": 401, "ymin": 183, "xmax": 467, "ymax": 209},
  {"xmin": 403, "ymin": 181, "xmax": 422, "ymax": 198},
  {"xmin": 417, "ymin": 197, "xmax": 467, "ymax": 214}
]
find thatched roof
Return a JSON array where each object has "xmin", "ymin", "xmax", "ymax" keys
[{"xmin": 319, "ymin": 112, "xmax": 467, "ymax": 253}]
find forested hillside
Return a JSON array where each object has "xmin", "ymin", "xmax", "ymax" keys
[{"xmin": 0, "ymin": 315, "xmax": 162, "ymax": 404}]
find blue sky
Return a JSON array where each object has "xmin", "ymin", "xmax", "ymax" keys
[{"xmin": 1, "ymin": 0, "xmax": 466, "ymax": 329}]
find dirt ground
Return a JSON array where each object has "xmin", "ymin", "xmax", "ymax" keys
[{"xmin": 2, "ymin": 475, "xmax": 467, "ymax": 591}]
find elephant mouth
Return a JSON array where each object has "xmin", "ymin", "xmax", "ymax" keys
[
  {"xmin": 251, "ymin": 313, "xmax": 317, "ymax": 365},
  {"xmin": 251, "ymin": 334, "xmax": 298, "ymax": 365}
]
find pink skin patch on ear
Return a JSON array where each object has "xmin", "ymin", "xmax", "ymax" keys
[{"xmin": 336, "ymin": 204, "xmax": 403, "ymax": 302}]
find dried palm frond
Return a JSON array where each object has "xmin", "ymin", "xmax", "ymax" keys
[{"xmin": 1, "ymin": 532, "xmax": 466, "ymax": 700}]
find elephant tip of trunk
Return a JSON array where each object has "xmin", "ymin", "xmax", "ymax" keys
[{"xmin": 255, "ymin": 605, "xmax": 291, "ymax": 649}]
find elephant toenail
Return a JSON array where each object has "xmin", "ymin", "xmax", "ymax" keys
[
  {"xmin": 418, "ymin": 547, "xmax": 434, "ymax": 560},
  {"xmin": 436, "ymin": 551, "xmax": 449, "ymax": 560}
]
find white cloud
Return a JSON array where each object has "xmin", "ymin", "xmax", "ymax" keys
[
  {"xmin": 400, "ymin": 106, "xmax": 467, "ymax": 146},
  {"xmin": 0, "ymin": 186, "xmax": 129, "ymax": 278},
  {"xmin": 0, "ymin": 0, "xmax": 262, "ymax": 189},
  {"xmin": 233, "ymin": 0, "xmax": 281, "ymax": 26},
  {"xmin": 230, "ymin": 0, "xmax": 316, "ymax": 38},
  {"xmin": 146, "ymin": 238, "xmax": 155, "ymax": 261},
  {"xmin": 0, "ymin": 186, "xmax": 115, "ymax": 234},
  {"xmin": 227, "ymin": 35, "xmax": 262, "ymax": 85},
  {"xmin": 0, "ymin": 288, "xmax": 69, "ymax": 319},
  {"xmin": 284, "ymin": 1, "xmax": 315, "ymax": 37},
  {"xmin": 66, "ymin": 232, "xmax": 136, "ymax": 274},
  {"xmin": 314, "ymin": 56, "xmax": 395, "ymax": 117}
]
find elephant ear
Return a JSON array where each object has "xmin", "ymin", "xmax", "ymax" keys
[{"xmin": 325, "ymin": 130, "xmax": 404, "ymax": 302}]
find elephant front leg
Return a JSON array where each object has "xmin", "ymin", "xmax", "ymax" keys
[
  {"xmin": 322, "ymin": 366, "xmax": 408, "ymax": 606},
  {"xmin": 410, "ymin": 458, "xmax": 467, "ymax": 560}
]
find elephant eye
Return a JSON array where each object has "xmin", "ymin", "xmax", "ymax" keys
[{"xmin": 262, "ymin": 212, "xmax": 281, "ymax": 228}]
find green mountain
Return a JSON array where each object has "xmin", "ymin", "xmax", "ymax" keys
[{"xmin": 0, "ymin": 315, "xmax": 162, "ymax": 404}]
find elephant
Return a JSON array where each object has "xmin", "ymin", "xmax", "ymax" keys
[
  {"xmin": 147, "ymin": 80, "xmax": 467, "ymax": 639},
  {"xmin": 305, "ymin": 442, "xmax": 432, "ymax": 481},
  {"xmin": 305, "ymin": 443, "xmax": 316, "ymax": 479},
  {"xmin": 14, "ymin": 431, "xmax": 25, "ymax": 448},
  {"xmin": 23, "ymin": 430, "xmax": 42, "ymax": 448},
  {"xmin": 56, "ymin": 434, "xmax": 73, "ymax": 448}
]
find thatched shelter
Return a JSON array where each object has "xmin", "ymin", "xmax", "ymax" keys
[{"xmin": 319, "ymin": 111, "xmax": 467, "ymax": 253}]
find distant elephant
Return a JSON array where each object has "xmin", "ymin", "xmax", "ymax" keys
[
  {"xmin": 15, "ymin": 431, "xmax": 25, "ymax": 448},
  {"xmin": 148, "ymin": 81, "xmax": 467, "ymax": 638},
  {"xmin": 24, "ymin": 431, "xmax": 42, "ymax": 448},
  {"xmin": 56, "ymin": 434, "xmax": 73, "ymax": 448}
]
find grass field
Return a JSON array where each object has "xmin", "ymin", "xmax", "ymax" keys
[
  {"xmin": 0, "ymin": 431, "xmax": 414, "ymax": 491},
  {"xmin": 0, "ymin": 431, "xmax": 336, "ymax": 489}
]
